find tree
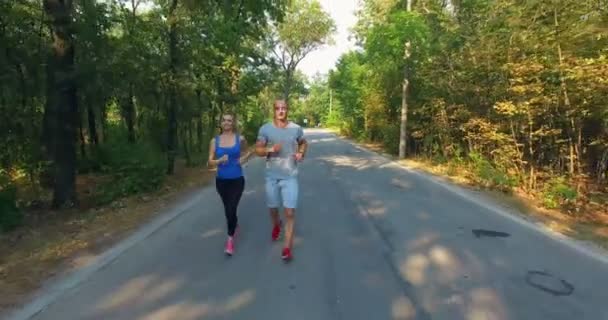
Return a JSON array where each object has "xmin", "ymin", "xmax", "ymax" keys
[
  {"xmin": 270, "ymin": 0, "xmax": 335, "ymax": 103},
  {"xmin": 43, "ymin": 0, "xmax": 79, "ymax": 208},
  {"xmin": 325, "ymin": 0, "xmax": 608, "ymax": 211}
]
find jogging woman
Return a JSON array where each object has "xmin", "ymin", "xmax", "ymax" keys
[{"xmin": 208, "ymin": 113, "xmax": 250, "ymax": 255}]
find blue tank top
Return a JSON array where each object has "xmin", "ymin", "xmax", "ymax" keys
[{"xmin": 215, "ymin": 134, "xmax": 243, "ymax": 179}]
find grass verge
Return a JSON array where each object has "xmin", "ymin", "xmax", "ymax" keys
[{"xmin": 0, "ymin": 160, "xmax": 215, "ymax": 313}]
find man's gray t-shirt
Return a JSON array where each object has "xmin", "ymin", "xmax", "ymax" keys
[{"xmin": 257, "ymin": 122, "xmax": 304, "ymax": 179}]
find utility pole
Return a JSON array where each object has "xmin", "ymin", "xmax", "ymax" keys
[
  {"xmin": 399, "ymin": 0, "xmax": 412, "ymax": 159},
  {"xmin": 329, "ymin": 88, "xmax": 333, "ymax": 114}
]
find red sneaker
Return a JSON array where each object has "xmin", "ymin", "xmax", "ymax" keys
[
  {"xmin": 224, "ymin": 237, "xmax": 234, "ymax": 256},
  {"xmin": 281, "ymin": 247, "xmax": 292, "ymax": 261},
  {"xmin": 271, "ymin": 221, "xmax": 282, "ymax": 241}
]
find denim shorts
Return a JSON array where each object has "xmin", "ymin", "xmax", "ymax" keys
[{"xmin": 265, "ymin": 177, "xmax": 299, "ymax": 209}]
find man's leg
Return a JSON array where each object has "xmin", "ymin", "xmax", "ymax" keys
[
  {"xmin": 283, "ymin": 208, "xmax": 295, "ymax": 250},
  {"xmin": 280, "ymin": 178, "xmax": 299, "ymax": 259},
  {"xmin": 265, "ymin": 178, "xmax": 282, "ymax": 240}
]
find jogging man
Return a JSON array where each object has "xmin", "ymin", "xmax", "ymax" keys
[{"xmin": 255, "ymin": 99, "xmax": 307, "ymax": 261}]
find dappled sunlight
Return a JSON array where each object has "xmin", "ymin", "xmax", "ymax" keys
[
  {"xmin": 390, "ymin": 178, "xmax": 413, "ymax": 190},
  {"xmin": 95, "ymin": 275, "xmax": 156, "ymax": 312},
  {"xmin": 416, "ymin": 212, "xmax": 431, "ymax": 220},
  {"xmin": 401, "ymin": 244, "xmax": 464, "ymax": 286},
  {"xmin": 320, "ymin": 155, "xmax": 382, "ymax": 171},
  {"xmin": 95, "ymin": 274, "xmax": 184, "ymax": 313},
  {"xmin": 201, "ymin": 228, "xmax": 222, "ymax": 239},
  {"xmin": 392, "ymin": 296, "xmax": 416, "ymax": 320},
  {"xmin": 429, "ymin": 245, "xmax": 462, "ymax": 283},
  {"xmin": 309, "ymin": 137, "xmax": 337, "ymax": 143},
  {"xmin": 467, "ymin": 288, "xmax": 508, "ymax": 320},
  {"xmin": 396, "ymin": 235, "xmax": 512, "ymax": 319},
  {"xmin": 218, "ymin": 290, "xmax": 255, "ymax": 314},
  {"xmin": 93, "ymin": 274, "xmax": 256, "ymax": 319},
  {"xmin": 356, "ymin": 192, "xmax": 388, "ymax": 217},
  {"xmin": 400, "ymin": 253, "xmax": 429, "ymax": 285},
  {"xmin": 407, "ymin": 233, "xmax": 440, "ymax": 251},
  {"xmin": 142, "ymin": 302, "xmax": 211, "ymax": 320}
]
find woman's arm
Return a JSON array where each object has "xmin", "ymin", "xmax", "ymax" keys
[{"xmin": 208, "ymin": 138, "xmax": 218, "ymax": 168}]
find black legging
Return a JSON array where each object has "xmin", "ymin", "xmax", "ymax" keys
[{"xmin": 215, "ymin": 176, "xmax": 245, "ymax": 236}]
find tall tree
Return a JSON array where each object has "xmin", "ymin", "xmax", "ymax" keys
[
  {"xmin": 270, "ymin": 0, "xmax": 335, "ymax": 103},
  {"xmin": 43, "ymin": 0, "xmax": 79, "ymax": 208}
]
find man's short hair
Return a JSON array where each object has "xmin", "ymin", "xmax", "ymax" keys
[{"xmin": 274, "ymin": 99, "xmax": 288, "ymax": 108}]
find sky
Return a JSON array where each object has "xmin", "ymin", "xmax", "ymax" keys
[{"xmin": 296, "ymin": 0, "xmax": 360, "ymax": 79}]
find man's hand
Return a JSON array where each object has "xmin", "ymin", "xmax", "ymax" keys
[
  {"xmin": 294, "ymin": 152, "xmax": 304, "ymax": 162},
  {"xmin": 270, "ymin": 143, "xmax": 282, "ymax": 153}
]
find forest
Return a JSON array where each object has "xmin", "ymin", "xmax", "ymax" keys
[
  {"xmin": 1, "ymin": 0, "xmax": 608, "ymax": 269},
  {"xmin": 0, "ymin": 0, "xmax": 334, "ymax": 232},
  {"xmin": 302, "ymin": 0, "xmax": 608, "ymax": 218},
  {"xmin": 1, "ymin": 0, "xmax": 608, "ymax": 310}
]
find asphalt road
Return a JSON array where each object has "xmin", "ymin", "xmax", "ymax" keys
[{"xmin": 7, "ymin": 129, "xmax": 608, "ymax": 320}]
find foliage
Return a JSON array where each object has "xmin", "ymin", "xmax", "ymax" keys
[
  {"xmin": 542, "ymin": 177, "xmax": 578, "ymax": 210},
  {"xmin": 1, "ymin": 0, "xmax": 290, "ymax": 226},
  {"xmin": 270, "ymin": 0, "xmax": 336, "ymax": 101},
  {"xmin": 323, "ymin": 0, "xmax": 608, "ymax": 211},
  {"xmin": 0, "ymin": 170, "xmax": 22, "ymax": 232}
]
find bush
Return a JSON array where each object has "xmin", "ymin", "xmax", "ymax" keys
[
  {"xmin": 92, "ymin": 138, "xmax": 167, "ymax": 206},
  {"xmin": 542, "ymin": 177, "xmax": 577, "ymax": 209},
  {"xmin": 0, "ymin": 172, "xmax": 22, "ymax": 232},
  {"xmin": 380, "ymin": 124, "xmax": 400, "ymax": 155},
  {"xmin": 468, "ymin": 152, "xmax": 516, "ymax": 190}
]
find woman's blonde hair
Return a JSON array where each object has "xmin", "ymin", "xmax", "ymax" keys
[{"xmin": 219, "ymin": 111, "xmax": 239, "ymax": 134}]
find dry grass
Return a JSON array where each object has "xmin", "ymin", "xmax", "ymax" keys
[{"xmin": 0, "ymin": 160, "xmax": 215, "ymax": 312}]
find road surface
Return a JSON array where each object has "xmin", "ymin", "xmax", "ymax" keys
[{"xmin": 6, "ymin": 129, "xmax": 608, "ymax": 320}]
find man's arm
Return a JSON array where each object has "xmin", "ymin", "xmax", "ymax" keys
[
  {"xmin": 295, "ymin": 127, "xmax": 307, "ymax": 161},
  {"xmin": 255, "ymin": 140, "xmax": 268, "ymax": 157},
  {"xmin": 297, "ymin": 137, "xmax": 308, "ymax": 156}
]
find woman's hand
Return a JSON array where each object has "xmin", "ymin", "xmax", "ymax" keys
[{"xmin": 218, "ymin": 154, "xmax": 229, "ymax": 164}]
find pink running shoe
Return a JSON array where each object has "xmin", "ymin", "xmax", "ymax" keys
[{"xmin": 224, "ymin": 237, "xmax": 234, "ymax": 256}]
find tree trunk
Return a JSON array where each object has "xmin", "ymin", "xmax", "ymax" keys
[
  {"xmin": 87, "ymin": 103, "xmax": 98, "ymax": 145},
  {"xmin": 124, "ymin": 85, "xmax": 136, "ymax": 143},
  {"xmin": 44, "ymin": 0, "xmax": 78, "ymax": 208},
  {"xmin": 527, "ymin": 106, "xmax": 536, "ymax": 191},
  {"xmin": 554, "ymin": 7, "xmax": 577, "ymax": 176},
  {"xmin": 197, "ymin": 114, "xmax": 203, "ymax": 152},
  {"xmin": 42, "ymin": 52, "xmax": 56, "ymax": 162},
  {"xmin": 40, "ymin": 52, "xmax": 56, "ymax": 190},
  {"xmin": 188, "ymin": 120, "xmax": 193, "ymax": 155},
  {"xmin": 183, "ymin": 125, "xmax": 191, "ymax": 166},
  {"xmin": 166, "ymin": 0, "xmax": 178, "ymax": 175},
  {"xmin": 283, "ymin": 70, "xmax": 293, "ymax": 104},
  {"xmin": 79, "ymin": 109, "xmax": 86, "ymax": 158}
]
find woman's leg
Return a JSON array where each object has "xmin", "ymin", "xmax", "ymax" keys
[
  {"xmin": 225, "ymin": 177, "xmax": 245, "ymax": 236},
  {"xmin": 229, "ymin": 177, "xmax": 245, "ymax": 235},
  {"xmin": 215, "ymin": 178, "xmax": 233, "ymax": 236}
]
